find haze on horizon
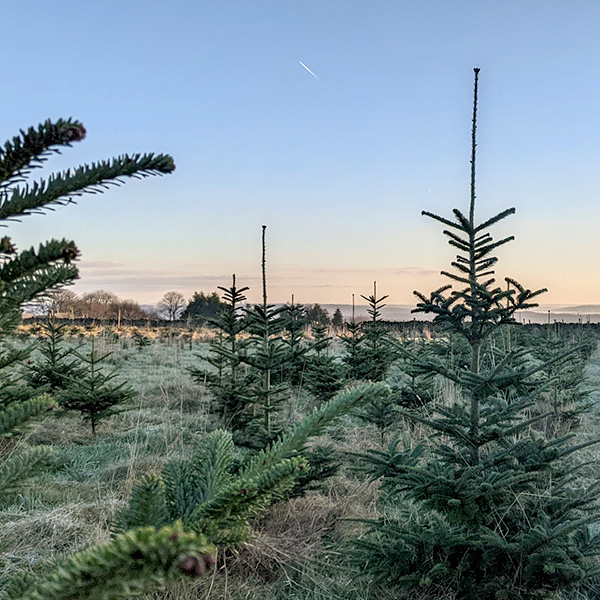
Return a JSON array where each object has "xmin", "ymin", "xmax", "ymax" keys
[{"xmin": 4, "ymin": 1, "xmax": 600, "ymax": 308}]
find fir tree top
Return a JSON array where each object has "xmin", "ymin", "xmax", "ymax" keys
[{"xmin": 413, "ymin": 68, "xmax": 546, "ymax": 348}]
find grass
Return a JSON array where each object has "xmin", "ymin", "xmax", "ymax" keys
[{"xmin": 2, "ymin": 327, "xmax": 600, "ymax": 599}]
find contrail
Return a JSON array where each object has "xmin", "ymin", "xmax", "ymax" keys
[{"xmin": 298, "ymin": 61, "xmax": 319, "ymax": 80}]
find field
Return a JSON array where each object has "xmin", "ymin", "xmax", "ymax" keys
[{"xmin": 2, "ymin": 321, "xmax": 600, "ymax": 600}]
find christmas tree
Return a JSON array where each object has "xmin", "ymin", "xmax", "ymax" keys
[{"xmin": 354, "ymin": 69, "xmax": 600, "ymax": 599}]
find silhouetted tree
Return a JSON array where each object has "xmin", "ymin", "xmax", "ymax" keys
[
  {"xmin": 181, "ymin": 291, "xmax": 224, "ymax": 325},
  {"xmin": 157, "ymin": 291, "xmax": 186, "ymax": 321}
]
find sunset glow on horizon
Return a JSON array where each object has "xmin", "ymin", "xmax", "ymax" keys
[{"xmin": 5, "ymin": 2, "xmax": 600, "ymax": 310}]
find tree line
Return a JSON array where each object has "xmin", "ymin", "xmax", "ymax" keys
[{"xmin": 39, "ymin": 287, "xmax": 347, "ymax": 328}]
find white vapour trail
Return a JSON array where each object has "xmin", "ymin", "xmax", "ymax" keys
[{"xmin": 298, "ymin": 61, "xmax": 319, "ymax": 80}]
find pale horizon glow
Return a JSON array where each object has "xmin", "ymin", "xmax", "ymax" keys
[{"xmin": 4, "ymin": 1, "xmax": 600, "ymax": 308}]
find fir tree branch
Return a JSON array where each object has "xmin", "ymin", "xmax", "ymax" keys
[
  {"xmin": 474, "ymin": 207, "xmax": 516, "ymax": 233},
  {"xmin": 421, "ymin": 210, "xmax": 462, "ymax": 230},
  {"xmin": 0, "ymin": 239, "xmax": 78, "ymax": 285},
  {"xmin": 0, "ymin": 393, "xmax": 56, "ymax": 436},
  {"xmin": 115, "ymin": 474, "xmax": 170, "ymax": 532},
  {"xmin": 1, "ymin": 154, "xmax": 175, "ymax": 222},
  {"xmin": 6, "ymin": 525, "xmax": 215, "ymax": 600},
  {"xmin": 0, "ymin": 445, "xmax": 53, "ymax": 492},
  {"xmin": 0, "ymin": 119, "xmax": 85, "ymax": 189},
  {"xmin": 240, "ymin": 382, "xmax": 388, "ymax": 478}
]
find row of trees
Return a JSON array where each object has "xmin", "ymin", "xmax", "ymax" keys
[
  {"xmin": 37, "ymin": 287, "xmax": 347, "ymax": 328},
  {"xmin": 44, "ymin": 289, "xmax": 147, "ymax": 320}
]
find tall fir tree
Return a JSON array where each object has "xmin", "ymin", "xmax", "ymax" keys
[
  {"xmin": 241, "ymin": 226, "xmax": 288, "ymax": 446},
  {"xmin": 353, "ymin": 69, "xmax": 600, "ymax": 600}
]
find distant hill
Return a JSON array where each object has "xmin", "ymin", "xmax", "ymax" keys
[{"xmin": 317, "ymin": 303, "xmax": 600, "ymax": 324}]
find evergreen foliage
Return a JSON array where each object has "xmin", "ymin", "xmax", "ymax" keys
[
  {"xmin": 339, "ymin": 318, "xmax": 365, "ymax": 380},
  {"xmin": 239, "ymin": 226, "xmax": 288, "ymax": 445},
  {"xmin": 0, "ymin": 119, "xmax": 174, "ymax": 332},
  {"xmin": 527, "ymin": 332, "xmax": 593, "ymax": 436},
  {"xmin": 189, "ymin": 275, "xmax": 253, "ymax": 430},
  {"xmin": 340, "ymin": 284, "xmax": 397, "ymax": 382},
  {"xmin": 331, "ymin": 307, "xmax": 344, "ymax": 331},
  {"xmin": 353, "ymin": 69, "xmax": 600, "ymax": 600},
  {"xmin": 181, "ymin": 290, "xmax": 224, "ymax": 325},
  {"xmin": 4, "ymin": 524, "xmax": 216, "ymax": 600},
  {"xmin": 0, "ymin": 117, "xmax": 227, "ymax": 599},
  {"xmin": 358, "ymin": 282, "xmax": 397, "ymax": 382},
  {"xmin": 0, "ymin": 118, "xmax": 173, "ymax": 499},
  {"xmin": 59, "ymin": 338, "xmax": 136, "ymax": 434},
  {"xmin": 280, "ymin": 299, "xmax": 310, "ymax": 386},
  {"xmin": 305, "ymin": 304, "xmax": 331, "ymax": 326},
  {"xmin": 131, "ymin": 329, "xmax": 151, "ymax": 350},
  {"xmin": 304, "ymin": 321, "xmax": 346, "ymax": 403},
  {"xmin": 119, "ymin": 383, "xmax": 386, "ymax": 549},
  {"xmin": 26, "ymin": 320, "xmax": 82, "ymax": 392}
]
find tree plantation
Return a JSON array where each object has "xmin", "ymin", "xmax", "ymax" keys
[{"xmin": 2, "ymin": 71, "xmax": 600, "ymax": 600}]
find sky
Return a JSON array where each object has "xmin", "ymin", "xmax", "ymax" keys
[{"xmin": 3, "ymin": 1, "xmax": 600, "ymax": 308}]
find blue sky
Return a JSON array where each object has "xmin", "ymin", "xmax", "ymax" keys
[{"xmin": 4, "ymin": 1, "xmax": 600, "ymax": 306}]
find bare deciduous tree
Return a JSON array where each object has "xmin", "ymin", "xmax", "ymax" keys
[{"xmin": 157, "ymin": 291, "xmax": 186, "ymax": 322}]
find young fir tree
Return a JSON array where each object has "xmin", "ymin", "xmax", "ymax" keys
[
  {"xmin": 354, "ymin": 69, "xmax": 600, "ymax": 599},
  {"xmin": 358, "ymin": 281, "xmax": 397, "ymax": 381},
  {"xmin": 527, "ymin": 330, "xmax": 592, "ymax": 437},
  {"xmin": 60, "ymin": 338, "xmax": 136, "ymax": 435},
  {"xmin": 188, "ymin": 275, "xmax": 253, "ymax": 430},
  {"xmin": 340, "ymin": 285, "xmax": 397, "ymax": 382},
  {"xmin": 240, "ymin": 226, "xmax": 288, "ymax": 446},
  {"xmin": 26, "ymin": 319, "xmax": 82, "ymax": 393},
  {"xmin": 280, "ymin": 296, "xmax": 310, "ymax": 386},
  {"xmin": 304, "ymin": 320, "xmax": 346, "ymax": 404},
  {"xmin": 339, "ymin": 294, "xmax": 365, "ymax": 379},
  {"xmin": 392, "ymin": 341, "xmax": 436, "ymax": 409},
  {"xmin": 331, "ymin": 306, "xmax": 345, "ymax": 331}
]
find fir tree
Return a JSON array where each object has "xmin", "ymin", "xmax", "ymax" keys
[
  {"xmin": 59, "ymin": 338, "xmax": 136, "ymax": 434},
  {"xmin": 0, "ymin": 118, "xmax": 174, "ymax": 493},
  {"xmin": 189, "ymin": 275, "xmax": 253, "ymax": 430},
  {"xmin": 527, "ymin": 331, "xmax": 592, "ymax": 436},
  {"xmin": 26, "ymin": 319, "xmax": 82, "ymax": 393},
  {"xmin": 358, "ymin": 281, "xmax": 397, "ymax": 381},
  {"xmin": 339, "ymin": 294, "xmax": 365, "ymax": 380},
  {"xmin": 340, "ymin": 285, "xmax": 397, "ymax": 382},
  {"xmin": 354, "ymin": 69, "xmax": 600, "ymax": 600},
  {"xmin": 304, "ymin": 320, "xmax": 346, "ymax": 404},
  {"xmin": 280, "ymin": 297, "xmax": 310, "ymax": 386},
  {"xmin": 131, "ymin": 328, "xmax": 151, "ymax": 351},
  {"xmin": 181, "ymin": 290, "xmax": 224, "ymax": 325},
  {"xmin": 331, "ymin": 307, "xmax": 344, "ymax": 331},
  {"xmin": 241, "ymin": 226, "xmax": 288, "ymax": 445}
]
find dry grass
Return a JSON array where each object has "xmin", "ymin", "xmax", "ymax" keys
[{"xmin": 3, "ymin": 332, "xmax": 600, "ymax": 599}]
